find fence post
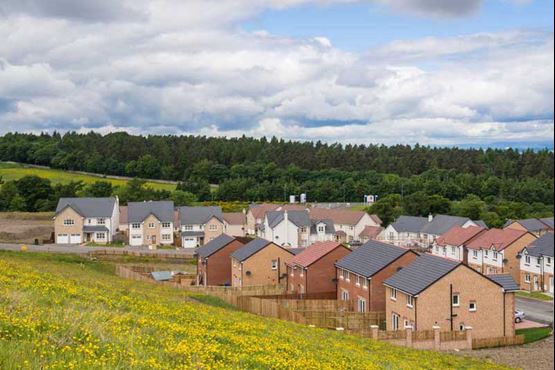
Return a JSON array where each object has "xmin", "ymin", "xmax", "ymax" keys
[
  {"xmin": 465, "ymin": 326, "xmax": 473, "ymax": 350},
  {"xmin": 405, "ymin": 326, "xmax": 413, "ymax": 348},
  {"xmin": 433, "ymin": 326, "xmax": 441, "ymax": 351},
  {"xmin": 370, "ymin": 325, "xmax": 379, "ymax": 340}
]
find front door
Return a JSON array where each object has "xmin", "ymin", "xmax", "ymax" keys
[
  {"xmin": 549, "ymin": 277, "xmax": 554, "ymax": 294},
  {"xmin": 151, "ymin": 235, "xmax": 157, "ymax": 244},
  {"xmin": 533, "ymin": 276, "xmax": 539, "ymax": 290}
]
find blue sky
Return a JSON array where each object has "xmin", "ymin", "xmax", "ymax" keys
[{"xmin": 0, "ymin": 0, "xmax": 553, "ymax": 148}]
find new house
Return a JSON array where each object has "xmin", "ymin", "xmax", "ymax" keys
[
  {"xmin": 259, "ymin": 210, "xmax": 328, "ymax": 248},
  {"xmin": 223, "ymin": 212, "xmax": 247, "ymax": 237},
  {"xmin": 384, "ymin": 254, "xmax": 518, "ymax": 340},
  {"xmin": 286, "ymin": 241, "xmax": 351, "ymax": 295},
  {"xmin": 518, "ymin": 233, "xmax": 554, "ymax": 293},
  {"xmin": 504, "ymin": 217, "xmax": 554, "ymax": 237},
  {"xmin": 246, "ymin": 203, "xmax": 306, "ymax": 236},
  {"xmin": 54, "ymin": 197, "xmax": 120, "ymax": 244},
  {"xmin": 128, "ymin": 201, "xmax": 174, "ymax": 246},
  {"xmin": 380, "ymin": 214, "xmax": 481, "ymax": 248},
  {"xmin": 178, "ymin": 206, "xmax": 224, "ymax": 248},
  {"xmin": 431, "ymin": 226, "xmax": 487, "ymax": 262},
  {"xmin": 465, "ymin": 228, "xmax": 537, "ymax": 281},
  {"xmin": 196, "ymin": 234, "xmax": 251, "ymax": 286},
  {"xmin": 335, "ymin": 241, "xmax": 419, "ymax": 312},
  {"xmin": 308, "ymin": 208, "xmax": 382, "ymax": 243},
  {"xmin": 231, "ymin": 238, "xmax": 295, "ymax": 287}
]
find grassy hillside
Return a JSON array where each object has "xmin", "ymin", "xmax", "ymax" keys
[
  {"xmin": 0, "ymin": 252, "xmax": 506, "ymax": 370},
  {"xmin": 0, "ymin": 162, "xmax": 176, "ymax": 191}
]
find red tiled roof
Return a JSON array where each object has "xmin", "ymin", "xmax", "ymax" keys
[
  {"xmin": 466, "ymin": 228, "xmax": 529, "ymax": 251},
  {"xmin": 436, "ymin": 226, "xmax": 486, "ymax": 247},
  {"xmin": 359, "ymin": 226, "xmax": 384, "ymax": 240},
  {"xmin": 287, "ymin": 241, "xmax": 346, "ymax": 268},
  {"xmin": 249, "ymin": 204, "xmax": 281, "ymax": 220},
  {"xmin": 308, "ymin": 208, "xmax": 368, "ymax": 226},
  {"xmin": 223, "ymin": 212, "xmax": 246, "ymax": 225}
]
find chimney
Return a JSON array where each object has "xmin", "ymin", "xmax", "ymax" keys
[{"xmin": 428, "ymin": 214, "xmax": 434, "ymax": 222}]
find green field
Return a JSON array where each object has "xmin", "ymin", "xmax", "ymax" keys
[
  {"xmin": 515, "ymin": 291, "xmax": 554, "ymax": 302},
  {"xmin": 0, "ymin": 251, "xmax": 507, "ymax": 369},
  {"xmin": 516, "ymin": 327, "xmax": 553, "ymax": 344},
  {"xmin": 0, "ymin": 162, "xmax": 177, "ymax": 191}
]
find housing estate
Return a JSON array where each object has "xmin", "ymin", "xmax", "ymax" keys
[
  {"xmin": 128, "ymin": 201, "xmax": 174, "ymax": 246},
  {"xmin": 178, "ymin": 206, "xmax": 224, "ymax": 248},
  {"xmin": 380, "ymin": 214, "xmax": 482, "ymax": 248},
  {"xmin": 465, "ymin": 228, "xmax": 537, "ymax": 281},
  {"xmin": 246, "ymin": 203, "xmax": 305, "ymax": 235},
  {"xmin": 430, "ymin": 226, "xmax": 487, "ymax": 262},
  {"xmin": 308, "ymin": 208, "xmax": 382, "ymax": 243},
  {"xmin": 504, "ymin": 217, "xmax": 554, "ymax": 237},
  {"xmin": 231, "ymin": 238, "xmax": 295, "ymax": 287},
  {"xmin": 54, "ymin": 197, "xmax": 120, "ymax": 244},
  {"xmin": 335, "ymin": 241, "xmax": 419, "ymax": 312},
  {"xmin": 384, "ymin": 254, "xmax": 518, "ymax": 339},
  {"xmin": 286, "ymin": 241, "xmax": 351, "ymax": 295},
  {"xmin": 196, "ymin": 234, "xmax": 251, "ymax": 286},
  {"xmin": 518, "ymin": 232, "xmax": 554, "ymax": 293}
]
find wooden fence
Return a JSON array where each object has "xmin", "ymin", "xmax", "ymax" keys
[
  {"xmin": 472, "ymin": 335, "xmax": 525, "ymax": 349},
  {"xmin": 300, "ymin": 311, "xmax": 386, "ymax": 330},
  {"xmin": 90, "ymin": 249, "xmax": 194, "ymax": 260}
]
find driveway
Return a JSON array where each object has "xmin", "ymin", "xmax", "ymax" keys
[
  {"xmin": 516, "ymin": 297, "xmax": 554, "ymax": 325},
  {"xmin": 0, "ymin": 243, "xmax": 196, "ymax": 258}
]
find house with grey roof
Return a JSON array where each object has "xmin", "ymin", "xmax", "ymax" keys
[
  {"xmin": 258, "ymin": 210, "xmax": 327, "ymax": 248},
  {"xmin": 178, "ymin": 206, "xmax": 224, "ymax": 248},
  {"xmin": 518, "ymin": 232, "xmax": 554, "ymax": 293},
  {"xmin": 54, "ymin": 197, "xmax": 120, "ymax": 245},
  {"xmin": 504, "ymin": 217, "xmax": 554, "ymax": 237},
  {"xmin": 379, "ymin": 214, "xmax": 479, "ymax": 248},
  {"xmin": 128, "ymin": 201, "xmax": 175, "ymax": 246},
  {"xmin": 383, "ymin": 254, "xmax": 518, "ymax": 339}
]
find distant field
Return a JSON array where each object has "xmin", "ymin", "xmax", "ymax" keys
[
  {"xmin": 0, "ymin": 212, "xmax": 54, "ymax": 243},
  {"xmin": 0, "ymin": 162, "xmax": 177, "ymax": 191},
  {"xmin": 0, "ymin": 252, "xmax": 507, "ymax": 370}
]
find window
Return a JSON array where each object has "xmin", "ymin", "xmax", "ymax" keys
[
  {"xmin": 452, "ymin": 294, "xmax": 460, "ymax": 307},
  {"xmin": 184, "ymin": 225, "xmax": 193, "ymax": 231},
  {"xmin": 339, "ymin": 269, "xmax": 344, "ymax": 280},
  {"xmin": 96, "ymin": 233, "xmax": 106, "ymax": 240},
  {"xmin": 406, "ymin": 295, "xmax": 414, "ymax": 308},
  {"xmin": 390, "ymin": 288, "xmax": 397, "ymax": 301},
  {"xmin": 132, "ymin": 235, "xmax": 141, "ymax": 239},
  {"xmin": 97, "ymin": 218, "xmax": 105, "ymax": 225},
  {"xmin": 389, "ymin": 232, "xmax": 395, "ymax": 240},
  {"xmin": 536, "ymin": 257, "xmax": 541, "ymax": 266},
  {"xmin": 525, "ymin": 255, "xmax": 531, "ymax": 264},
  {"xmin": 289, "ymin": 267, "xmax": 294, "ymax": 277},
  {"xmin": 473, "ymin": 250, "xmax": 478, "ymax": 258},
  {"xmin": 299, "ymin": 285, "xmax": 305, "ymax": 294},
  {"xmin": 362, "ymin": 279, "xmax": 368, "ymax": 290},
  {"xmin": 318, "ymin": 226, "xmax": 325, "ymax": 233},
  {"xmin": 484, "ymin": 250, "xmax": 489, "ymax": 258},
  {"xmin": 343, "ymin": 270, "xmax": 350, "ymax": 281},
  {"xmin": 451, "ymin": 247, "xmax": 456, "ymax": 256},
  {"xmin": 459, "ymin": 324, "xmax": 466, "ymax": 332},
  {"xmin": 162, "ymin": 222, "xmax": 171, "ymax": 229},
  {"xmin": 148, "ymin": 223, "xmax": 155, "ymax": 229},
  {"xmin": 547, "ymin": 257, "xmax": 552, "ymax": 265},
  {"xmin": 469, "ymin": 302, "xmax": 477, "ymax": 312},
  {"xmin": 271, "ymin": 260, "xmax": 278, "ymax": 270},
  {"xmin": 300, "ymin": 267, "xmax": 304, "ymax": 277},
  {"xmin": 493, "ymin": 252, "xmax": 498, "ymax": 261},
  {"xmin": 209, "ymin": 224, "xmax": 218, "ymax": 231},
  {"xmin": 162, "ymin": 234, "xmax": 171, "ymax": 241},
  {"xmin": 525, "ymin": 274, "xmax": 531, "ymax": 283},
  {"xmin": 355, "ymin": 275, "xmax": 361, "ymax": 286},
  {"xmin": 392, "ymin": 314, "xmax": 400, "ymax": 331},
  {"xmin": 341, "ymin": 290, "xmax": 349, "ymax": 301},
  {"xmin": 132, "ymin": 223, "xmax": 141, "ymax": 229},
  {"xmin": 300, "ymin": 227, "xmax": 307, "ymax": 233},
  {"xmin": 358, "ymin": 297, "xmax": 367, "ymax": 313},
  {"xmin": 63, "ymin": 219, "xmax": 75, "ymax": 226}
]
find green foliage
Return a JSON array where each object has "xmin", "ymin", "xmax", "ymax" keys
[
  {"xmin": 170, "ymin": 190, "xmax": 197, "ymax": 206},
  {"xmin": 84, "ymin": 181, "xmax": 113, "ymax": 197},
  {"xmin": 515, "ymin": 327, "xmax": 553, "ymax": 344}
]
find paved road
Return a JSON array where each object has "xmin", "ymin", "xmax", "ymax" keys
[
  {"xmin": 516, "ymin": 297, "xmax": 554, "ymax": 325},
  {"xmin": 0, "ymin": 243, "xmax": 195, "ymax": 257}
]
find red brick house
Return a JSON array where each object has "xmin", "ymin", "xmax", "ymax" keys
[
  {"xmin": 335, "ymin": 240, "xmax": 419, "ymax": 312},
  {"xmin": 196, "ymin": 234, "xmax": 251, "ymax": 286},
  {"xmin": 286, "ymin": 241, "xmax": 351, "ymax": 295}
]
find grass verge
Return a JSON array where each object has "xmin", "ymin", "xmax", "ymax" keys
[
  {"xmin": 516, "ymin": 291, "xmax": 553, "ymax": 302},
  {"xmin": 516, "ymin": 327, "xmax": 553, "ymax": 344}
]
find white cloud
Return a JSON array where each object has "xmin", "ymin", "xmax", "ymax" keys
[{"xmin": 0, "ymin": 0, "xmax": 552, "ymax": 148}]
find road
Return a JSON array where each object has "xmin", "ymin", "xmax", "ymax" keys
[
  {"xmin": 0, "ymin": 243, "xmax": 196, "ymax": 258},
  {"xmin": 516, "ymin": 297, "xmax": 554, "ymax": 325}
]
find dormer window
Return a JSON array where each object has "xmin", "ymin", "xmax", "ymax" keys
[{"xmin": 318, "ymin": 226, "xmax": 325, "ymax": 233}]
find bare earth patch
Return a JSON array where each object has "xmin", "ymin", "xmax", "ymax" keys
[
  {"xmin": 0, "ymin": 212, "xmax": 54, "ymax": 243},
  {"xmin": 454, "ymin": 335, "xmax": 554, "ymax": 370}
]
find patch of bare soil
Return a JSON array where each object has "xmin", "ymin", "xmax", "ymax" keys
[
  {"xmin": 0, "ymin": 213, "xmax": 54, "ymax": 243},
  {"xmin": 453, "ymin": 335, "xmax": 554, "ymax": 370}
]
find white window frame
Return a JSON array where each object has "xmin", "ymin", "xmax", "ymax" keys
[
  {"xmin": 525, "ymin": 255, "xmax": 531, "ymax": 265},
  {"xmin": 362, "ymin": 278, "xmax": 368, "ymax": 290},
  {"xmin": 341, "ymin": 289, "xmax": 349, "ymax": 301},
  {"xmin": 358, "ymin": 297, "xmax": 367, "ymax": 313},
  {"xmin": 132, "ymin": 223, "xmax": 141, "ymax": 229},
  {"xmin": 355, "ymin": 275, "xmax": 361, "ymax": 286},
  {"xmin": 469, "ymin": 302, "xmax": 477, "ymax": 312},
  {"xmin": 524, "ymin": 274, "xmax": 531, "ymax": 283},
  {"xmin": 63, "ymin": 219, "xmax": 75, "ymax": 226},
  {"xmin": 271, "ymin": 260, "xmax": 279, "ymax": 271},
  {"xmin": 209, "ymin": 224, "xmax": 218, "ymax": 231},
  {"xmin": 392, "ymin": 313, "xmax": 400, "ymax": 331},
  {"xmin": 97, "ymin": 218, "xmax": 106, "ymax": 225},
  {"xmin": 161, "ymin": 234, "xmax": 171, "ymax": 241},
  {"xmin": 406, "ymin": 294, "xmax": 414, "ymax": 308},
  {"xmin": 343, "ymin": 270, "xmax": 350, "ymax": 282},
  {"xmin": 452, "ymin": 293, "xmax": 460, "ymax": 307},
  {"xmin": 390, "ymin": 288, "xmax": 397, "ymax": 301},
  {"xmin": 162, "ymin": 222, "xmax": 171, "ymax": 229},
  {"xmin": 148, "ymin": 223, "xmax": 156, "ymax": 229}
]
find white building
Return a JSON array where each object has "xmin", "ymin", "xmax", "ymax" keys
[{"xmin": 518, "ymin": 233, "xmax": 554, "ymax": 294}]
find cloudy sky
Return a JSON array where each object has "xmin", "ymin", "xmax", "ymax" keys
[{"xmin": 0, "ymin": 0, "xmax": 553, "ymax": 148}]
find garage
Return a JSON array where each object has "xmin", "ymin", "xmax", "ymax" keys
[
  {"xmin": 57, "ymin": 234, "xmax": 69, "ymax": 244},
  {"xmin": 70, "ymin": 234, "xmax": 82, "ymax": 244},
  {"xmin": 182, "ymin": 237, "xmax": 198, "ymax": 249}
]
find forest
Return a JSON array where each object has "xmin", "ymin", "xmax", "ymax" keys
[{"xmin": 0, "ymin": 131, "xmax": 553, "ymax": 227}]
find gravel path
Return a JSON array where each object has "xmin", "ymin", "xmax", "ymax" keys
[{"xmin": 454, "ymin": 335, "xmax": 554, "ymax": 370}]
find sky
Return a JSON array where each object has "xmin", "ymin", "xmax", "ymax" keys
[{"xmin": 0, "ymin": 0, "xmax": 553, "ymax": 148}]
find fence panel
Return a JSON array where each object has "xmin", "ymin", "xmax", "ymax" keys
[{"xmin": 472, "ymin": 335, "xmax": 524, "ymax": 349}]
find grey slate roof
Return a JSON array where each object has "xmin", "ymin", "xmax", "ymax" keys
[
  {"xmin": 289, "ymin": 248, "xmax": 306, "ymax": 255},
  {"xmin": 503, "ymin": 218, "xmax": 554, "ymax": 232},
  {"xmin": 390, "ymin": 216, "xmax": 429, "ymax": 233},
  {"xmin": 179, "ymin": 206, "xmax": 223, "ymax": 225},
  {"xmin": 422, "ymin": 215, "xmax": 473, "ymax": 235},
  {"xmin": 128, "ymin": 201, "xmax": 174, "ymax": 223},
  {"xmin": 181, "ymin": 231, "xmax": 205, "ymax": 237},
  {"xmin": 488, "ymin": 274, "xmax": 520, "ymax": 292},
  {"xmin": 56, "ymin": 198, "xmax": 116, "ymax": 218},
  {"xmin": 267, "ymin": 210, "xmax": 311, "ymax": 229},
  {"xmin": 525, "ymin": 233, "xmax": 554, "ymax": 258},
  {"xmin": 335, "ymin": 240, "xmax": 413, "ymax": 278},
  {"xmin": 83, "ymin": 226, "xmax": 109, "ymax": 233},
  {"xmin": 540, "ymin": 218, "xmax": 554, "ymax": 229},
  {"xmin": 473, "ymin": 220, "xmax": 488, "ymax": 229},
  {"xmin": 310, "ymin": 219, "xmax": 335, "ymax": 235},
  {"xmin": 384, "ymin": 254, "xmax": 460, "ymax": 296},
  {"xmin": 231, "ymin": 238, "xmax": 292, "ymax": 262},
  {"xmin": 196, "ymin": 234, "xmax": 235, "ymax": 258}
]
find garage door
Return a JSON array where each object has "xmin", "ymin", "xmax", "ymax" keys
[
  {"xmin": 182, "ymin": 237, "xmax": 197, "ymax": 249},
  {"xmin": 70, "ymin": 234, "xmax": 82, "ymax": 244},
  {"xmin": 57, "ymin": 234, "xmax": 69, "ymax": 244}
]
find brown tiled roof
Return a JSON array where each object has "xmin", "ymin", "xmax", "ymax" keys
[
  {"xmin": 223, "ymin": 212, "xmax": 246, "ymax": 225},
  {"xmin": 287, "ymin": 241, "xmax": 347, "ymax": 268},
  {"xmin": 466, "ymin": 228, "xmax": 530, "ymax": 251},
  {"xmin": 249, "ymin": 203, "xmax": 281, "ymax": 220},
  {"xmin": 308, "ymin": 208, "xmax": 367, "ymax": 226},
  {"xmin": 119, "ymin": 206, "xmax": 128, "ymax": 224},
  {"xmin": 359, "ymin": 226, "xmax": 384, "ymax": 240},
  {"xmin": 369, "ymin": 214, "xmax": 383, "ymax": 226},
  {"xmin": 436, "ymin": 226, "xmax": 486, "ymax": 247}
]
